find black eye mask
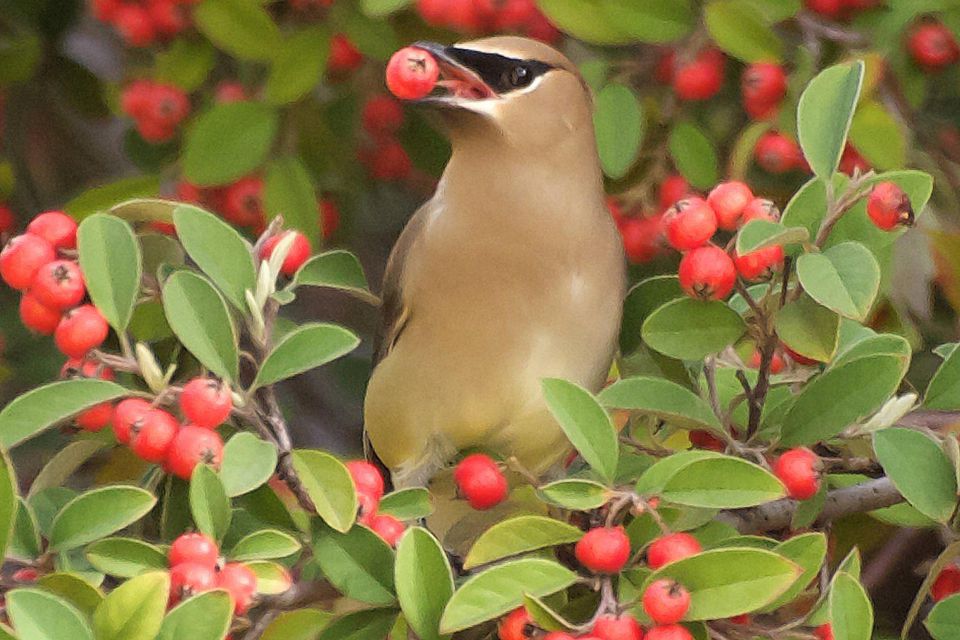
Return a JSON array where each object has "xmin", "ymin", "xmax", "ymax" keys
[{"xmin": 444, "ymin": 47, "xmax": 555, "ymax": 94}]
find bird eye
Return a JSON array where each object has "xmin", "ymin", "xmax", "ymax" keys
[{"xmin": 505, "ymin": 65, "xmax": 531, "ymax": 88}]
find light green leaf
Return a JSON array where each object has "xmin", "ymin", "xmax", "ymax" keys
[
  {"xmin": 535, "ymin": 0, "xmax": 633, "ymax": 45},
  {"xmin": 220, "ymin": 432, "xmax": 278, "ymax": 497},
  {"xmin": 65, "ymin": 176, "xmax": 160, "ymax": 221},
  {"xmin": 265, "ymin": 27, "xmax": 329, "ymax": 105},
  {"xmin": 247, "ymin": 560, "xmax": 293, "ymax": 594},
  {"xmin": 541, "ymin": 378, "xmax": 619, "ymax": 484},
  {"xmin": 263, "ymin": 609, "xmax": 332, "ymax": 640},
  {"xmin": 598, "ymin": 0, "xmax": 693, "ymax": 43},
  {"xmin": 761, "ymin": 533, "xmax": 828, "ymax": 612},
  {"xmin": 0, "ymin": 447, "xmax": 15, "ymax": 564},
  {"xmin": 7, "ymin": 589, "xmax": 94, "ymax": 640},
  {"xmin": 829, "ymin": 572, "xmax": 873, "ymax": 640},
  {"xmin": 193, "ymin": 0, "xmax": 282, "ymax": 60},
  {"xmin": 775, "ymin": 294, "xmax": 840, "ymax": 363},
  {"xmin": 77, "ymin": 214, "xmax": 141, "ymax": 332},
  {"xmin": 874, "ymin": 428, "xmax": 957, "ymax": 523},
  {"xmin": 464, "ymin": 516, "xmax": 583, "ymax": 569},
  {"xmin": 362, "ymin": 0, "xmax": 412, "ymax": 17},
  {"xmin": 253, "ymin": 323, "xmax": 360, "ymax": 389},
  {"xmin": 190, "ymin": 464, "xmax": 232, "ymax": 541},
  {"xmin": 396, "ymin": 527, "xmax": 455, "ymax": 640},
  {"xmin": 797, "ymin": 61, "xmax": 865, "ymax": 180},
  {"xmin": 659, "ymin": 456, "xmax": 786, "ymax": 508},
  {"xmin": 797, "ymin": 242, "xmax": 880, "ymax": 321},
  {"xmin": 29, "ymin": 440, "xmax": 110, "ymax": 498},
  {"xmin": 291, "ymin": 251, "xmax": 377, "ymax": 305},
  {"xmin": 781, "ymin": 177, "xmax": 828, "ymax": 240},
  {"xmin": 49, "ymin": 486, "xmax": 156, "ymax": 552},
  {"xmin": 9, "ymin": 498, "xmax": 41, "ymax": 561},
  {"xmin": 669, "ymin": 122, "xmax": 719, "ymax": 189},
  {"xmin": 849, "ymin": 101, "xmax": 906, "ymax": 170},
  {"xmin": 636, "ymin": 450, "xmax": 724, "ymax": 496},
  {"xmin": 155, "ymin": 39, "xmax": 217, "ymax": 92},
  {"xmin": 230, "ymin": 529, "xmax": 302, "ymax": 561},
  {"xmin": 642, "ymin": 299, "xmax": 746, "ymax": 361},
  {"xmin": 319, "ymin": 609, "xmax": 398, "ymax": 640},
  {"xmin": 158, "ymin": 590, "xmax": 234, "ymax": 640},
  {"xmin": 620, "ymin": 276, "xmax": 684, "ymax": 355},
  {"xmin": 182, "ymin": 102, "xmax": 279, "ymax": 186},
  {"xmin": 704, "ymin": 0, "xmax": 782, "ymax": 63},
  {"xmin": 736, "ymin": 219, "xmax": 809, "ymax": 255},
  {"xmin": 599, "ymin": 376, "xmax": 721, "ymax": 432},
  {"xmin": 264, "ymin": 156, "xmax": 320, "ymax": 245},
  {"xmin": 925, "ymin": 345, "xmax": 960, "ymax": 410},
  {"xmin": 292, "ymin": 450, "xmax": 357, "ymax": 533},
  {"xmin": 594, "ymin": 83, "xmax": 643, "ymax": 179},
  {"xmin": 926, "ymin": 593, "xmax": 960, "ymax": 640},
  {"xmin": 313, "ymin": 521, "xmax": 396, "ymax": 605},
  {"xmin": 93, "ymin": 572, "xmax": 169, "ymax": 640},
  {"xmin": 85, "ymin": 537, "xmax": 168, "ymax": 578},
  {"xmin": 378, "ymin": 488, "xmax": 433, "ymax": 520},
  {"xmin": 537, "ymin": 479, "xmax": 611, "ymax": 510},
  {"xmin": 36, "ymin": 573, "xmax": 103, "ymax": 616}
]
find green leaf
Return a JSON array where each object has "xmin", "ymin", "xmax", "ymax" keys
[
  {"xmin": 832, "ymin": 333, "xmax": 911, "ymax": 372},
  {"xmin": 620, "ymin": 276, "xmax": 684, "ymax": 354},
  {"xmin": 761, "ymin": 533, "xmax": 828, "ymax": 612},
  {"xmin": 439, "ymin": 559, "xmax": 577, "ymax": 633},
  {"xmin": 36, "ymin": 573, "xmax": 103, "ymax": 616},
  {"xmin": 77, "ymin": 214, "xmax": 141, "ymax": 332},
  {"xmin": 183, "ymin": 102, "xmax": 279, "ymax": 186},
  {"xmin": 253, "ymin": 323, "xmax": 360, "ymax": 389},
  {"xmin": 64, "ymin": 175, "xmax": 161, "ymax": 221},
  {"xmin": 190, "ymin": 464, "xmax": 232, "ymax": 541},
  {"xmin": 925, "ymin": 345, "xmax": 960, "ymax": 410},
  {"xmin": 597, "ymin": 0, "xmax": 693, "ymax": 43},
  {"xmin": 362, "ymin": 0, "xmax": 412, "ymax": 17},
  {"xmin": 599, "ymin": 376, "xmax": 721, "ymax": 432},
  {"xmin": 265, "ymin": 27, "xmax": 329, "ymax": 105},
  {"xmin": 158, "ymin": 590, "xmax": 234, "ymax": 640},
  {"xmin": 395, "ymin": 527, "xmax": 455, "ymax": 640},
  {"xmin": 926, "ymin": 593, "xmax": 960, "ymax": 640},
  {"xmin": 780, "ymin": 355, "xmax": 903, "ymax": 445},
  {"xmin": 155, "ymin": 39, "xmax": 217, "ymax": 92},
  {"xmin": 247, "ymin": 560, "xmax": 293, "ymax": 594},
  {"xmin": 735, "ymin": 219, "xmax": 809, "ymax": 255},
  {"xmin": 378, "ymin": 488, "xmax": 433, "ymax": 520},
  {"xmin": 797, "ymin": 61, "xmax": 865, "ymax": 180},
  {"xmin": 874, "ymin": 428, "xmax": 957, "ymax": 523},
  {"xmin": 0, "ymin": 447, "xmax": 15, "ymax": 564},
  {"xmin": 49, "ymin": 486, "xmax": 156, "ymax": 552},
  {"xmin": 230, "ymin": 529, "xmax": 302, "ymax": 561},
  {"xmin": 93, "ymin": 572, "xmax": 169, "ymax": 640},
  {"xmin": 85, "ymin": 537, "xmax": 168, "ymax": 578},
  {"xmin": 541, "ymin": 378, "xmax": 619, "ymax": 484},
  {"xmin": 291, "ymin": 251, "xmax": 377, "ymax": 304},
  {"xmin": 173, "ymin": 205, "xmax": 257, "ymax": 311},
  {"xmin": 636, "ymin": 451, "xmax": 723, "ymax": 495},
  {"xmin": 263, "ymin": 609, "xmax": 332, "ymax": 640},
  {"xmin": 829, "ymin": 572, "xmax": 873, "ymax": 640},
  {"xmin": 338, "ymin": 6, "xmax": 399, "ymax": 60},
  {"xmin": 535, "ymin": 0, "xmax": 633, "ymax": 45},
  {"xmin": 162, "ymin": 270, "xmax": 239, "ymax": 381},
  {"xmin": 0, "ymin": 379, "xmax": 127, "ymax": 448},
  {"xmin": 659, "ymin": 456, "xmax": 786, "ymax": 508},
  {"xmin": 220, "ymin": 432, "xmax": 278, "ymax": 497},
  {"xmin": 193, "ymin": 0, "xmax": 282, "ymax": 60},
  {"xmin": 849, "ymin": 101, "xmax": 906, "ymax": 170},
  {"xmin": 264, "ymin": 156, "xmax": 320, "ymax": 245},
  {"xmin": 537, "ymin": 479, "xmax": 611, "ymax": 510},
  {"xmin": 291, "ymin": 450, "xmax": 357, "ymax": 532},
  {"xmin": 642, "ymin": 299, "xmax": 746, "ymax": 361},
  {"xmin": 319, "ymin": 609, "xmax": 398, "ymax": 640},
  {"xmin": 797, "ymin": 242, "xmax": 880, "ymax": 321},
  {"xmin": 594, "ymin": 83, "xmax": 643, "ymax": 179},
  {"xmin": 704, "ymin": 0, "xmax": 782, "ymax": 63},
  {"xmin": 522, "ymin": 595, "xmax": 574, "ymax": 631},
  {"xmin": 9, "ymin": 498, "xmax": 41, "ymax": 561},
  {"xmin": 313, "ymin": 521, "xmax": 396, "ymax": 605},
  {"xmin": 29, "ymin": 440, "xmax": 110, "ymax": 498},
  {"xmin": 781, "ymin": 177, "xmax": 828, "ymax": 240},
  {"xmin": 464, "ymin": 516, "xmax": 583, "ymax": 569},
  {"xmin": 7, "ymin": 589, "xmax": 93, "ymax": 640},
  {"xmin": 644, "ymin": 548, "xmax": 801, "ymax": 619},
  {"xmin": 775, "ymin": 294, "xmax": 840, "ymax": 363},
  {"xmin": 669, "ymin": 122, "xmax": 719, "ymax": 190}
]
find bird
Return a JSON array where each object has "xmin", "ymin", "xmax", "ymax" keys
[{"xmin": 364, "ymin": 36, "xmax": 626, "ymax": 508}]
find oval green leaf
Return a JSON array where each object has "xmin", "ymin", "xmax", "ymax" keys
[
  {"xmin": 797, "ymin": 61, "xmax": 865, "ymax": 180},
  {"xmin": 49, "ymin": 486, "xmax": 156, "ymax": 552},
  {"xmin": 182, "ymin": 102, "xmax": 279, "ymax": 186},
  {"xmin": 189, "ymin": 464, "xmax": 232, "ymax": 541},
  {"xmin": 395, "ymin": 527, "xmax": 455, "ymax": 640},
  {"xmin": 291, "ymin": 250, "xmax": 377, "ymax": 305},
  {"xmin": 378, "ymin": 488, "xmax": 433, "ymax": 520},
  {"xmin": 264, "ymin": 156, "xmax": 320, "ymax": 245},
  {"xmin": 797, "ymin": 242, "xmax": 880, "ymax": 321},
  {"xmin": 594, "ymin": 83, "xmax": 643, "ymax": 179},
  {"xmin": 538, "ymin": 479, "xmax": 611, "ymax": 510},
  {"xmin": 464, "ymin": 516, "xmax": 583, "ymax": 569},
  {"xmin": 158, "ymin": 590, "xmax": 234, "ymax": 640},
  {"xmin": 541, "ymin": 378, "xmax": 619, "ymax": 484},
  {"xmin": 659, "ymin": 456, "xmax": 785, "ymax": 508},
  {"xmin": 193, "ymin": 0, "xmax": 282, "ymax": 61},
  {"xmin": 642, "ymin": 298, "xmax": 746, "ymax": 361},
  {"xmin": 291, "ymin": 450, "xmax": 357, "ymax": 533},
  {"xmin": 77, "ymin": 214, "xmax": 142, "ymax": 332},
  {"xmin": 926, "ymin": 593, "xmax": 960, "ymax": 640},
  {"xmin": 704, "ymin": 0, "xmax": 782, "ymax": 63},
  {"xmin": 220, "ymin": 432, "xmax": 278, "ymax": 497},
  {"xmin": 7, "ymin": 589, "xmax": 94, "ymax": 640},
  {"xmin": 829, "ymin": 572, "xmax": 873, "ymax": 640},
  {"xmin": 253, "ymin": 323, "xmax": 360, "ymax": 389},
  {"xmin": 735, "ymin": 219, "xmax": 809, "ymax": 255},
  {"xmin": 85, "ymin": 537, "xmax": 168, "ymax": 578},
  {"xmin": 599, "ymin": 376, "xmax": 721, "ymax": 432},
  {"xmin": 874, "ymin": 428, "xmax": 957, "ymax": 523},
  {"xmin": 313, "ymin": 522, "xmax": 396, "ymax": 605},
  {"xmin": 668, "ymin": 122, "xmax": 719, "ymax": 189},
  {"xmin": 925, "ymin": 345, "xmax": 960, "ymax": 411},
  {"xmin": 230, "ymin": 529, "xmax": 302, "ymax": 561},
  {"xmin": 93, "ymin": 571, "xmax": 169, "ymax": 640},
  {"xmin": 775, "ymin": 293, "xmax": 841, "ymax": 363}
]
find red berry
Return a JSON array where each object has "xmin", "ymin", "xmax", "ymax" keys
[
  {"xmin": 260, "ymin": 232, "xmax": 311, "ymax": 277},
  {"xmin": 741, "ymin": 63, "xmax": 787, "ymax": 114},
  {"xmin": 645, "ymin": 626, "xmax": 692, "ymax": 640},
  {"xmin": 592, "ymin": 615, "xmax": 643, "ymax": 640},
  {"xmin": 121, "ymin": 80, "xmax": 154, "ymax": 119},
  {"xmin": 678, "ymin": 246, "xmax": 736, "ymax": 301},
  {"xmin": 362, "ymin": 95, "xmax": 405, "ymax": 136},
  {"xmin": 814, "ymin": 623, "xmax": 834, "ymax": 640},
  {"xmin": 728, "ymin": 614, "xmax": 750, "ymax": 625},
  {"xmin": 166, "ymin": 425, "xmax": 225, "ymax": 480},
  {"xmin": 867, "ymin": 182, "xmax": 913, "ymax": 231},
  {"xmin": 733, "ymin": 245, "xmax": 784, "ymax": 281},
  {"xmin": 689, "ymin": 430, "xmax": 725, "ymax": 452},
  {"xmin": 748, "ymin": 349, "xmax": 785, "ymax": 374},
  {"xmin": 145, "ymin": 84, "xmax": 190, "ymax": 130},
  {"xmin": 773, "ymin": 447, "xmax": 821, "ymax": 500},
  {"xmin": 647, "ymin": 533, "xmax": 701, "ymax": 570},
  {"xmin": 839, "ymin": 145, "xmax": 870, "ymax": 176},
  {"xmin": 221, "ymin": 176, "xmax": 265, "ymax": 228},
  {"xmin": 659, "ymin": 174, "xmax": 692, "ymax": 211},
  {"xmin": 19, "ymin": 293, "xmax": 62, "ymax": 335},
  {"xmin": 169, "ymin": 532, "xmax": 219, "ymax": 569},
  {"xmin": 218, "ymin": 562, "xmax": 258, "ymax": 614},
  {"xmin": 0, "ymin": 204, "xmax": 15, "ymax": 234},
  {"xmin": 169, "ymin": 562, "xmax": 217, "ymax": 604},
  {"xmin": 542, "ymin": 634, "xmax": 576, "ymax": 640},
  {"xmin": 1, "ymin": 234, "xmax": 56, "ymax": 290},
  {"xmin": 113, "ymin": 4, "xmax": 156, "ymax": 47},
  {"xmin": 908, "ymin": 23, "xmax": 960, "ymax": 71},
  {"xmin": 319, "ymin": 199, "xmax": 340, "ymax": 240},
  {"xmin": 643, "ymin": 579, "xmax": 691, "ymax": 625},
  {"xmin": 131, "ymin": 409, "xmax": 179, "ymax": 463},
  {"xmin": 357, "ymin": 489, "xmax": 379, "ymax": 525},
  {"xmin": 77, "ymin": 402, "xmax": 113, "ymax": 432},
  {"xmin": 11, "ymin": 568, "xmax": 39, "ymax": 583},
  {"xmin": 54, "ymin": 305, "xmax": 109, "ymax": 358},
  {"xmin": 663, "ymin": 198, "xmax": 717, "ymax": 251},
  {"xmin": 754, "ymin": 132, "xmax": 801, "ymax": 174},
  {"xmin": 740, "ymin": 198, "xmax": 780, "ymax": 225},
  {"xmin": 365, "ymin": 140, "xmax": 412, "ymax": 181},
  {"xmin": 619, "ymin": 215, "xmax": 666, "ymax": 264},
  {"xmin": 369, "ymin": 513, "xmax": 406, "ymax": 547},
  {"xmin": 386, "ymin": 47, "xmax": 440, "ymax": 100},
  {"xmin": 346, "ymin": 460, "xmax": 386, "ymax": 501},
  {"xmin": 92, "ymin": 0, "xmax": 122, "ymax": 21},
  {"xmin": 30, "ymin": 260, "xmax": 86, "ymax": 310},
  {"xmin": 707, "ymin": 182, "xmax": 754, "ymax": 231},
  {"xmin": 673, "ymin": 49, "xmax": 725, "ymax": 101},
  {"xmin": 328, "ymin": 34, "xmax": 364, "ymax": 74},
  {"xmin": 575, "ymin": 526, "xmax": 631, "ymax": 574},
  {"xmin": 179, "ymin": 377, "xmax": 232, "ymax": 429},
  {"xmin": 215, "ymin": 81, "xmax": 248, "ymax": 104},
  {"xmin": 60, "ymin": 357, "xmax": 114, "ymax": 380},
  {"xmin": 499, "ymin": 607, "xmax": 533, "ymax": 640},
  {"xmin": 932, "ymin": 566, "xmax": 960, "ymax": 602},
  {"xmin": 112, "ymin": 398, "xmax": 153, "ymax": 445},
  {"xmin": 27, "ymin": 211, "xmax": 77, "ymax": 250},
  {"xmin": 454, "ymin": 454, "xmax": 509, "ymax": 510},
  {"xmin": 805, "ymin": 0, "xmax": 843, "ymax": 18},
  {"xmin": 147, "ymin": 0, "xmax": 188, "ymax": 37},
  {"xmin": 654, "ymin": 50, "xmax": 676, "ymax": 85}
]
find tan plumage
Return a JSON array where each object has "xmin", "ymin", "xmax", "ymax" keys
[{"xmin": 364, "ymin": 37, "xmax": 626, "ymax": 492}]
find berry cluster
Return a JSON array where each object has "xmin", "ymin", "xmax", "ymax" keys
[
  {"xmin": 345, "ymin": 460, "xmax": 407, "ymax": 546},
  {"xmin": 360, "ymin": 92, "xmax": 413, "ymax": 182},
  {"xmin": 803, "ymin": 0, "xmax": 877, "ymax": 21},
  {"xmin": 167, "ymin": 532, "xmax": 259, "ymax": 614},
  {"xmin": 92, "ymin": 0, "xmax": 195, "ymax": 48},
  {"xmin": 414, "ymin": 0, "xmax": 559, "ymax": 42},
  {"xmin": 454, "ymin": 453, "xmax": 509, "ymax": 510},
  {"xmin": 121, "ymin": 80, "xmax": 191, "ymax": 144}
]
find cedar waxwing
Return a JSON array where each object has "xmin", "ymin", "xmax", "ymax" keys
[{"xmin": 364, "ymin": 36, "xmax": 626, "ymax": 492}]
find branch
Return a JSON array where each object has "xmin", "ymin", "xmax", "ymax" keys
[{"xmin": 718, "ymin": 477, "xmax": 903, "ymax": 534}]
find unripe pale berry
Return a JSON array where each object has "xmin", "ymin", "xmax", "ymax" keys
[
  {"xmin": 592, "ymin": 614, "xmax": 643, "ymax": 640},
  {"xmin": 179, "ymin": 377, "xmax": 232, "ymax": 429},
  {"xmin": 218, "ymin": 562, "xmax": 258, "ymax": 614},
  {"xmin": 866, "ymin": 182, "xmax": 913, "ymax": 231},
  {"xmin": 574, "ymin": 526, "xmax": 631, "ymax": 574},
  {"xmin": 643, "ymin": 579, "xmax": 691, "ymax": 625},
  {"xmin": 369, "ymin": 513, "xmax": 406, "ymax": 547},
  {"xmin": 673, "ymin": 49, "xmax": 725, "ymax": 101},
  {"xmin": 386, "ymin": 47, "xmax": 440, "ymax": 100},
  {"xmin": 169, "ymin": 562, "xmax": 217, "ymax": 604},
  {"xmin": 131, "ymin": 409, "xmax": 180, "ymax": 463},
  {"xmin": 454, "ymin": 454, "xmax": 509, "ymax": 510},
  {"xmin": 908, "ymin": 23, "xmax": 960, "ymax": 72},
  {"xmin": 932, "ymin": 566, "xmax": 960, "ymax": 601},
  {"xmin": 733, "ymin": 245, "xmax": 784, "ymax": 281},
  {"xmin": 260, "ymin": 231, "xmax": 311, "ymax": 276},
  {"xmin": 773, "ymin": 447, "xmax": 821, "ymax": 500},
  {"xmin": 707, "ymin": 182, "xmax": 754, "ymax": 231},
  {"xmin": 169, "ymin": 532, "xmax": 219, "ymax": 569},
  {"xmin": 31, "ymin": 260, "xmax": 86, "ymax": 310},
  {"xmin": 678, "ymin": 246, "xmax": 736, "ymax": 301},
  {"xmin": 347, "ymin": 460, "xmax": 386, "ymax": 501},
  {"xmin": 166, "ymin": 425, "xmax": 225, "ymax": 480},
  {"xmin": 54, "ymin": 305, "xmax": 109, "ymax": 359},
  {"xmin": 1, "ymin": 234, "xmax": 56, "ymax": 290},
  {"xmin": 19, "ymin": 293, "xmax": 62, "ymax": 335},
  {"xmin": 26, "ymin": 211, "xmax": 77, "ymax": 250},
  {"xmin": 499, "ymin": 607, "xmax": 533, "ymax": 640},
  {"xmin": 754, "ymin": 133, "xmax": 801, "ymax": 174},
  {"xmin": 645, "ymin": 625, "xmax": 692, "ymax": 640},
  {"xmin": 647, "ymin": 533, "xmax": 702, "ymax": 570},
  {"xmin": 113, "ymin": 398, "xmax": 153, "ymax": 445},
  {"xmin": 663, "ymin": 198, "xmax": 717, "ymax": 251}
]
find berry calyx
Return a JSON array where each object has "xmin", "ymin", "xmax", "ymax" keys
[
  {"xmin": 218, "ymin": 562, "xmax": 258, "ymax": 614},
  {"xmin": 740, "ymin": 198, "xmax": 781, "ymax": 225},
  {"xmin": 773, "ymin": 447, "xmax": 821, "ymax": 500},
  {"xmin": 678, "ymin": 246, "xmax": 736, "ymax": 301},
  {"xmin": 733, "ymin": 245, "xmax": 785, "ymax": 281},
  {"xmin": 574, "ymin": 526, "xmax": 631, "ymax": 574},
  {"xmin": 112, "ymin": 398, "xmax": 152, "ymax": 445},
  {"xmin": 346, "ymin": 460, "xmax": 386, "ymax": 501},
  {"xmin": 19, "ymin": 293, "xmax": 62, "ymax": 335},
  {"xmin": 663, "ymin": 198, "xmax": 718, "ymax": 251},
  {"xmin": 169, "ymin": 562, "xmax": 217, "ymax": 604},
  {"xmin": 130, "ymin": 409, "xmax": 180, "ymax": 463},
  {"xmin": 932, "ymin": 565, "xmax": 960, "ymax": 601},
  {"xmin": 647, "ymin": 533, "xmax": 702, "ymax": 570},
  {"xmin": 643, "ymin": 579, "xmax": 691, "ymax": 625},
  {"xmin": 260, "ymin": 231, "xmax": 311, "ymax": 277},
  {"xmin": 1, "ymin": 234, "xmax": 56, "ymax": 290},
  {"xmin": 54, "ymin": 305, "xmax": 109, "ymax": 359},
  {"xmin": 866, "ymin": 182, "xmax": 914, "ymax": 231},
  {"xmin": 454, "ymin": 454, "xmax": 509, "ymax": 510},
  {"xmin": 592, "ymin": 614, "xmax": 643, "ymax": 640},
  {"xmin": 499, "ymin": 607, "xmax": 534, "ymax": 640},
  {"xmin": 26, "ymin": 211, "xmax": 77, "ymax": 250},
  {"xmin": 369, "ymin": 513, "xmax": 406, "ymax": 547},
  {"xmin": 169, "ymin": 532, "xmax": 219, "ymax": 569},
  {"xmin": 30, "ymin": 260, "xmax": 86, "ymax": 310},
  {"xmin": 166, "ymin": 425, "xmax": 225, "ymax": 480},
  {"xmin": 645, "ymin": 625, "xmax": 692, "ymax": 640},
  {"xmin": 386, "ymin": 47, "xmax": 440, "ymax": 100},
  {"xmin": 707, "ymin": 182, "xmax": 754, "ymax": 231},
  {"xmin": 179, "ymin": 377, "xmax": 233, "ymax": 429}
]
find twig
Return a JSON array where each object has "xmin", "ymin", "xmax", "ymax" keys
[{"xmin": 813, "ymin": 172, "xmax": 875, "ymax": 247}]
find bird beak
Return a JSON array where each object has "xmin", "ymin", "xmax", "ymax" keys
[{"xmin": 410, "ymin": 41, "xmax": 499, "ymax": 109}]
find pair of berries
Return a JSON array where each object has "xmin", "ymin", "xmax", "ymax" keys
[
  {"xmin": 92, "ymin": 0, "xmax": 192, "ymax": 47},
  {"xmin": 454, "ymin": 453, "xmax": 510, "ymax": 511},
  {"xmin": 741, "ymin": 63, "xmax": 788, "ymax": 120},
  {"xmin": 345, "ymin": 460, "xmax": 406, "ymax": 546},
  {"xmin": 120, "ymin": 80, "xmax": 190, "ymax": 144},
  {"xmin": 908, "ymin": 22, "xmax": 960, "ymax": 72},
  {"xmin": 773, "ymin": 447, "xmax": 822, "ymax": 500},
  {"xmin": 415, "ymin": 0, "xmax": 559, "ymax": 43},
  {"xmin": 167, "ymin": 532, "xmax": 259, "ymax": 614},
  {"xmin": 657, "ymin": 49, "xmax": 727, "ymax": 102}
]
